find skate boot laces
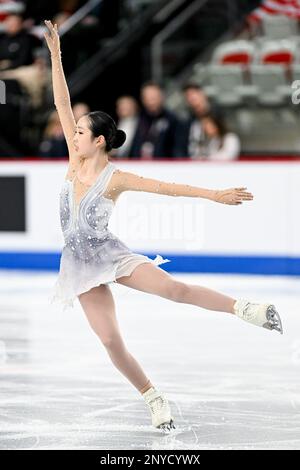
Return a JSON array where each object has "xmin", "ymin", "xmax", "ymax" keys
[
  {"xmin": 143, "ymin": 388, "xmax": 176, "ymax": 432},
  {"xmin": 148, "ymin": 394, "xmax": 167, "ymax": 415}
]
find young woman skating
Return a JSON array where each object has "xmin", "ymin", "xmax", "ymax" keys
[{"xmin": 45, "ymin": 20, "xmax": 283, "ymax": 433}]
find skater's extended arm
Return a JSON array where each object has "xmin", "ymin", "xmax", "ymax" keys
[
  {"xmin": 116, "ymin": 171, "xmax": 253, "ymax": 205},
  {"xmin": 44, "ymin": 20, "xmax": 76, "ymax": 157}
]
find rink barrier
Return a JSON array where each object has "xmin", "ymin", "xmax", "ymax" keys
[
  {"xmin": 0, "ymin": 157, "xmax": 300, "ymax": 276},
  {"xmin": 0, "ymin": 252, "xmax": 299, "ymax": 276}
]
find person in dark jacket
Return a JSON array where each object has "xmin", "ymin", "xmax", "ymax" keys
[
  {"xmin": 0, "ymin": 13, "xmax": 37, "ymax": 71},
  {"xmin": 130, "ymin": 81, "xmax": 185, "ymax": 159}
]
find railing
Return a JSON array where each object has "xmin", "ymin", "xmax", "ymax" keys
[
  {"xmin": 66, "ymin": 0, "xmax": 176, "ymax": 95},
  {"xmin": 151, "ymin": 0, "xmax": 209, "ymax": 83},
  {"xmin": 57, "ymin": 0, "xmax": 102, "ymax": 37}
]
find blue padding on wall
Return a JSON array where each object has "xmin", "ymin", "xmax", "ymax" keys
[{"xmin": 0, "ymin": 252, "xmax": 300, "ymax": 276}]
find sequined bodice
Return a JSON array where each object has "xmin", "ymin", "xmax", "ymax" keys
[{"xmin": 59, "ymin": 162, "xmax": 116, "ymax": 261}]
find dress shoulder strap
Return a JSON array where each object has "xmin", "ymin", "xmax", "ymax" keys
[{"xmin": 96, "ymin": 162, "xmax": 117, "ymax": 195}]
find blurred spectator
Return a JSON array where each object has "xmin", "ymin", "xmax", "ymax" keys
[
  {"xmin": 72, "ymin": 101, "xmax": 90, "ymax": 121},
  {"xmin": 0, "ymin": 12, "xmax": 38, "ymax": 70},
  {"xmin": 0, "ymin": 48, "xmax": 49, "ymax": 107},
  {"xmin": 0, "ymin": 1, "xmax": 25, "ymax": 30},
  {"xmin": 39, "ymin": 110, "xmax": 68, "ymax": 157},
  {"xmin": 188, "ymin": 110, "xmax": 240, "ymax": 160},
  {"xmin": 183, "ymin": 82, "xmax": 212, "ymax": 118},
  {"xmin": 130, "ymin": 81, "xmax": 183, "ymax": 159},
  {"xmin": 113, "ymin": 95, "xmax": 139, "ymax": 158},
  {"xmin": 180, "ymin": 82, "xmax": 219, "ymax": 158}
]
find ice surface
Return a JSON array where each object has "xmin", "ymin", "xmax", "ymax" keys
[{"xmin": 0, "ymin": 270, "xmax": 299, "ymax": 450}]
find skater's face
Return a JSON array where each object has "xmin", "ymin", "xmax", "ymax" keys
[{"xmin": 73, "ymin": 116, "xmax": 106, "ymax": 156}]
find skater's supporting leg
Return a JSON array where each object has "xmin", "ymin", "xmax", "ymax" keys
[
  {"xmin": 78, "ymin": 284, "xmax": 153, "ymax": 391},
  {"xmin": 139, "ymin": 379, "xmax": 154, "ymax": 394},
  {"xmin": 116, "ymin": 263, "xmax": 236, "ymax": 314}
]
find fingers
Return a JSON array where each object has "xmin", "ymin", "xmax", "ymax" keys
[
  {"xmin": 44, "ymin": 19, "xmax": 53, "ymax": 32},
  {"xmin": 237, "ymin": 190, "xmax": 252, "ymax": 195},
  {"xmin": 235, "ymin": 188, "xmax": 254, "ymax": 201},
  {"xmin": 227, "ymin": 193, "xmax": 253, "ymax": 205},
  {"xmin": 45, "ymin": 19, "xmax": 54, "ymax": 28},
  {"xmin": 218, "ymin": 187, "xmax": 254, "ymax": 205},
  {"xmin": 228, "ymin": 187, "xmax": 253, "ymax": 196},
  {"xmin": 44, "ymin": 20, "xmax": 54, "ymax": 41},
  {"xmin": 44, "ymin": 20, "xmax": 58, "ymax": 36},
  {"xmin": 231, "ymin": 201, "xmax": 243, "ymax": 205}
]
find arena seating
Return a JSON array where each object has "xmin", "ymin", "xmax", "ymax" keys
[
  {"xmin": 261, "ymin": 14, "xmax": 298, "ymax": 39},
  {"xmin": 200, "ymin": 14, "xmax": 300, "ymax": 107}
]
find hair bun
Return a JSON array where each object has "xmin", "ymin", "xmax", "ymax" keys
[{"xmin": 112, "ymin": 129, "xmax": 126, "ymax": 149}]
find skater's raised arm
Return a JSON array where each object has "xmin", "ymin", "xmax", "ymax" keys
[
  {"xmin": 116, "ymin": 171, "xmax": 253, "ymax": 205},
  {"xmin": 44, "ymin": 20, "xmax": 77, "ymax": 157}
]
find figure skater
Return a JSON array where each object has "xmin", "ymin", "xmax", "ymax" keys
[{"xmin": 44, "ymin": 20, "xmax": 283, "ymax": 433}]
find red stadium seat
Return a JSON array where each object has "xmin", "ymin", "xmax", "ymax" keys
[
  {"xmin": 258, "ymin": 39, "xmax": 298, "ymax": 68},
  {"xmin": 212, "ymin": 40, "xmax": 255, "ymax": 68}
]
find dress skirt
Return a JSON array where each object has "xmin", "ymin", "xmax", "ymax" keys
[{"xmin": 48, "ymin": 231, "xmax": 171, "ymax": 311}]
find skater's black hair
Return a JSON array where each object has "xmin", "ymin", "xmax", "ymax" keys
[{"xmin": 85, "ymin": 111, "xmax": 126, "ymax": 152}]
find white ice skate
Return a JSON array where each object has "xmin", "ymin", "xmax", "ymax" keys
[
  {"xmin": 233, "ymin": 299, "xmax": 283, "ymax": 334},
  {"xmin": 142, "ymin": 387, "xmax": 176, "ymax": 432}
]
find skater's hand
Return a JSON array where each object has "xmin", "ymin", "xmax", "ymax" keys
[
  {"xmin": 213, "ymin": 187, "xmax": 253, "ymax": 205},
  {"xmin": 44, "ymin": 20, "xmax": 61, "ymax": 56}
]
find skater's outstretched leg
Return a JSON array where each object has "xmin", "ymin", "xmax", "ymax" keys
[
  {"xmin": 116, "ymin": 262, "xmax": 235, "ymax": 313},
  {"xmin": 116, "ymin": 263, "xmax": 283, "ymax": 334}
]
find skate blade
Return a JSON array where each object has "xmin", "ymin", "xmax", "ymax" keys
[
  {"xmin": 264, "ymin": 305, "xmax": 283, "ymax": 335},
  {"xmin": 157, "ymin": 419, "xmax": 176, "ymax": 433}
]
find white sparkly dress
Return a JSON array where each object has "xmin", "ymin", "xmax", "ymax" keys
[{"xmin": 49, "ymin": 161, "xmax": 171, "ymax": 310}]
